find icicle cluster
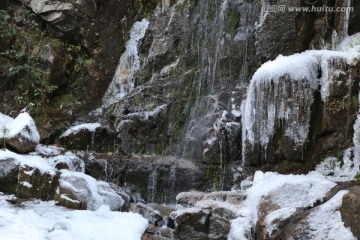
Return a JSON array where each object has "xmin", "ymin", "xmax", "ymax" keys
[{"xmin": 243, "ymin": 48, "xmax": 360, "ymax": 149}]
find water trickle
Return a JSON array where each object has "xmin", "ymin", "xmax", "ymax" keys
[
  {"xmin": 169, "ymin": 164, "xmax": 177, "ymax": 202},
  {"xmin": 148, "ymin": 165, "xmax": 158, "ymax": 203},
  {"xmin": 102, "ymin": 19, "xmax": 149, "ymax": 107},
  {"xmin": 219, "ymin": 135, "xmax": 226, "ymax": 190},
  {"xmin": 90, "ymin": 132, "xmax": 95, "ymax": 150},
  {"xmin": 161, "ymin": 0, "xmax": 170, "ymax": 13}
]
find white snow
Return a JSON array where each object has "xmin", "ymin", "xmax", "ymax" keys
[
  {"xmin": 264, "ymin": 207, "xmax": 297, "ymax": 236},
  {"xmin": 34, "ymin": 144, "xmax": 63, "ymax": 156},
  {"xmin": 60, "ymin": 123, "xmax": 101, "ymax": 138},
  {"xmin": 49, "ymin": 154, "xmax": 85, "ymax": 172},
  {"xmin": 0, "ymin": 112, "xmax": 40, "ymax": 144},
  {"xmin": 20, "ymin": 181, "xmax": 33, "ymax": 188},
  {"xmin": 228, "ymin": 171, "xmax": 336, "ymax": 240},
  {"xmin": 0, "ymin": 149, "xmax": 56, "ymax": 175},
  {"xmin": 306, "ymin": 190, "xmax": 356, "ymax": 240},
  {"xmin": 0, "ymin": 194, "xmax": 148, "ymax": 240},
  {"xmin": 103, "ymin": 19, "xmax": 149, "ymax": 107},
  {"xmin": 0, "ymin": 113, "xmax": 14, "ymax": 124}
]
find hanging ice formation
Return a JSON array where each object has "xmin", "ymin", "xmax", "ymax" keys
[
  {"xmin": 243, "ymin": 48, "xmax": 360, "ymax": 153},
  {"xmin": 102, "ymin": 19, "xmax": 149, "ymax": 107}
]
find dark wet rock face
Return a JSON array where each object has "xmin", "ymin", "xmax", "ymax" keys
[
  {"xmin": 83, "ymin": 154, "xmax": 208, "ymax": 203},
  {"xmin": 0, "ymin": 158, "xmax": 19, "ymax": 194},
  {"xmin": 59, "ymin": 126, "xmax": 117, "ymax": 153}
]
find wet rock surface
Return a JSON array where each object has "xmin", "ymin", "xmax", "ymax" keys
[{"xmin": 83, "ymin": 153, "xmax": 208, "ymax": 203}]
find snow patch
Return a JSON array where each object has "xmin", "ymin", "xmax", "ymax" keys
[
  {"xmin": 0, "ymin": 149, "xmax": 56, "ymax": 175},
  {"xmin": 0, "ymin": 194, "xmax": 148, "ymax": 240},
  {"xmin": 60, "ymin": 123, "xmax": 101, "ymax": 138}
]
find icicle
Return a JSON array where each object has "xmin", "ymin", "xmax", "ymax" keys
[
  {"xmin": 162, "ymin": 0, "xmax": 170, "ymax": 13},
  {"xmin": 332, "ymin": 30, "xmax": 338, "ymax": 51},
  {"xmin": 342, "ymin": 0, "xmax": 351, "ymax": 39}
]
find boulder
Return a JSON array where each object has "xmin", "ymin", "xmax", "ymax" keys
[
  {"xmin": 0, "ymin": 112, "xmax": 40, "ymax": 153},
  {"xmin": 59, "ymin": 123, "xmax": 116, "ymax": 153},
  {"xmin": 254, "ymin": 186, "xmax": 359, "ymax": 240},
  {"xmin": 129, "ymin": 203, "xmax": 163, "ymax": 226},
  {"xmin": 16, "ymin": 165, "xmax": 58, "ymax": 201},
  {"xmin": 0, "ymin": 157, "xmax": 19, "ymax": 194},
  {"xmin": 176, "ymin": 191, "xmax": 206, "ymax": 208},
  {"xmin": 55, "ymin": 170, "xmax": 124, "ymax": 211},
  {"xmin": 340, "ymin": 186, "xmax": 360, "ymax": 238},
  {"xmin": 141, "ymin": 224, "xmax": 174, "ymax": 240},
  {"xmin": 171, "ymin": 208, "xmax": 211, "ymax": 240},
  {"xmin": 172, "ymin": 191, "xmax": 242, "ymax": 240}
]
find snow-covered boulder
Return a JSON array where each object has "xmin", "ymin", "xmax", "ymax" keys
[
  {"xmin": 0, "ymin": 149, "xmax": 58, "ymax": 200},
  {"xmin": 172, "ymin": 191, "xmax": 242, "ymax": 240},
  {"xmin": 17, "ymin": 164, "xmax": 58, "ymax": 200},
  {"xmin": 0, "ymin": 112, "xmax": 40, "ymax": 153},
  {"xmin": 56, "ymin": 170, "xmax": 124, "ymax": 211},
  {"xmin": 172, "ymin": 207, "xmax": 211, "ymax": 239},
  {"xmin": 58, "ymin": 123, "xmax": 116, "ymax": 152}
]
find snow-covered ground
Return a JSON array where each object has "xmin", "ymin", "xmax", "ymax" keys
[{"xmin": 0, "ymin": 193, "xmax": 148, "ymax": 240}]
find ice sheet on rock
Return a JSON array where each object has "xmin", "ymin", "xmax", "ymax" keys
[
  {"xmin": 0, "ymin": 149, "xmax": 56, "ymax": 175},
  {"xmin": 316, "ymin": 148, "xmax": 360, "ymax": 182},
  {"xmin": 338, "ymin": 33, "xmax": 360, "ymax": 52},
  {"xmin": 0, "ymin": 112, "xmax": 40, "ymax": 143},
  {"xmin": 228, "ymin": 171, "xmax": 336, "ymax": 240},
  {"xmin": 60, "ymin": 123, "xmax": 101, "ymax": 138},
  {"xmin": 102, "ymin": 19, "xmax": 149, "ymax": 107},
  {"xmin": 352, "ymin": 114, "xmax": 360, "ymax": 178},
  {"xmin": 316, "ymin": 102, "xmax": 360, "ymax": 181},
  {"xmin": 0, "ymin": 194, "xmax": 148, "ymax": 240},
  {"xmin": 306, "ymin": 190, "xmax": 356, "ymax": 240}
]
